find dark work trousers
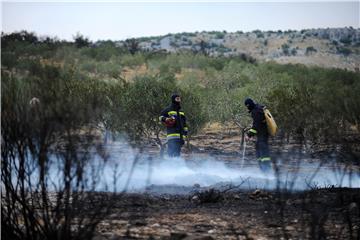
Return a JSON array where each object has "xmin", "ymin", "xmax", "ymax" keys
[
  {"xmin": 256, "ymin": 135, "xmax": 271, "ymax": 173},
  {"xmin": 167, "ymin": 139, "xmax": 183, "ymax": 157}
]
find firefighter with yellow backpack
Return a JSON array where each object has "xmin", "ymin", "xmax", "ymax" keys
[{"xmin": 244, "ymin": 98, "xmax": 277, "ymax": 173}]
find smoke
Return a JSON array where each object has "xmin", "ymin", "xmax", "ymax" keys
[{"xmin": 95, "ymin": 139, "xmax": 360, "ymax": 194}]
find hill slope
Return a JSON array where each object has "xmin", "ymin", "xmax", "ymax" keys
[{"xmin": 118, "ymin": 28, "xmax": 360, "ymax": 71}]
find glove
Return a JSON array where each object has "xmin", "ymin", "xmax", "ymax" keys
[
  {"xmin": 246, "ymin": 129, "xmax": 257, "ymax": 138},
  {"xmin": 167, "ymin": 116, "xmax": 176, "ymax": 121},
  {"xmin": 164, "ymin": 117, "xmax": 176, "ymax": 127}
]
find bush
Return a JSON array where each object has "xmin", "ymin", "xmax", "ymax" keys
[
  {"xmin": 82, "ymin": 42, "xmax": 121, "ymax": 61},
  {"xmin": 118, "ymin": 75, "xmax": 174, "ymax": 142},
  {"xmin": 267, "ymin": 64, "xmax": 360, "ymax": 145},
  {"xmin": 121, "ymin": 53, "xmax": 146, "ymax": 67},
  {"xmin": 337, "ymin": 47, "xmax": 352, "ymax": 56},
  {"xmin": 1, "ymin": 63, "xmax": 116, "ymax": 239},
  {"xmin": 306, "ymin": 46, "xmax": 317, "ymax": 55},
  {"xmin": 256, "ymin": 32, "xmax": 264, "ymax": 38},
  {"xmin": 215, "ymin": 32, "xmax": 225, "ymax": 39},
  {"xmin": 96, "ymin": 61, "xmax": 122, "ymax": 78},
  {"xmin": 73, "ymin": 32, "xmax": 91, "ymax": 48},
  {"xmin": 340, "ymin": 36, "xmax": 352, "ymax": 45},
  {"xmin": 281, "ymin": 44, "xmax": 290, "ymax": 56}
]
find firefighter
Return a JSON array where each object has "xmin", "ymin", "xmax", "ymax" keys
[
  {"xmin": 159, "ymin": 93, "xmax": 188, "ymax": 157},
  {"xmin": 244, "ymin": 98, "xmax": 271, "ymax": 172}
]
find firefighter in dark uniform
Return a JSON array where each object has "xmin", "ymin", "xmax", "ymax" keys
[
  {"xmin": 159, "ymin": 94, "xmax": 188, "ymax": 157},
  {"xmin": 244, "ymin": 98, "xmax": 271, "ymax": 172}
]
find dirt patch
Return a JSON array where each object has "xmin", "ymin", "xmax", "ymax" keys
[{"xmin": 93, "ymin": 188, "xmax": 360, "ymax": 239}]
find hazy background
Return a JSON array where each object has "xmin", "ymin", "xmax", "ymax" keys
[{"xmin": 2, "ymin": 1, "xmax": 359, "ymax": 41}]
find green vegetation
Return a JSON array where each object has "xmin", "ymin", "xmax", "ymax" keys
[
  {"xmin": 340, "ymin": 36, "xmax": 352, "ymax": 45},
  {"xmin": 2, "ymin": 30, "xmax": 360, "ymax": 240},
  {"xmin": 73, "ymin": 32, "xmax": 91, "ymax": 48},
  {"xmin": 306, "ymin": 46, "xmax": 317, "ymax": 55},
  {"xmin": 337, "ymin": 46, "xmax": 352, "ymax": 56},
  {"xmin": 253, "ymin": 30, "xmax": 264, "ymax": 38},
  {"xmin": 281, "ymin": 44, "xmax": 290, "ymax": 56},
  {"xmin": 214, "ymin": 31, "xmax": 226, "ymax": 39},
  {"xmin": 2, "ymin": 31, "xmax": 359, "ymax": 149}
]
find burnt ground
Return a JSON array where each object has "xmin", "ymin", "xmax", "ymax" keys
[
  {"xmin": 90, "ymin": 125, "xmax": 360, "ymax": 240},
  {"xmin": 93, "ymin": 188, "xmax": 360, "ymax": 240}
]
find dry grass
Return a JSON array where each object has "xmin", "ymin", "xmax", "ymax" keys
[{"xmin": 121, "ymin": 64, "xmax": 149, "ymax": 81}]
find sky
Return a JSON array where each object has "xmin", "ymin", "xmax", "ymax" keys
[{"xmin": 2, "ymin": 1, "xmax": 359, "ymax": 41}]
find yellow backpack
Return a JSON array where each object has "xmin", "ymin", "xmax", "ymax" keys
[{"xmin": 263, "ymin": 107, "xmax": 277, "ymax": 137}]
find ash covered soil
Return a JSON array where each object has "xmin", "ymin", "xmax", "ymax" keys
[
  {"xmin": 93, "ymin": 125, "xmax": 360, "ymax": 239},
  {"xmin": 93, "ymin": 188, "xmax": 360, "ymax": 240}
]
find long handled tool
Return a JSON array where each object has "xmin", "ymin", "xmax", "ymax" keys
[{"xmin": 240, "ymin": 136, "xmax": 246, "ymax": 169}]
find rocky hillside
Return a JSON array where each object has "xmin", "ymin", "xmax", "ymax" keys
[{"xmin": 117, "ymin": 28, "xmax": 360, "ymax": 71}]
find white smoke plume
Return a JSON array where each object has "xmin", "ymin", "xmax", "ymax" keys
[{"xmin": 95, "ymin": 139, "xmax": 360, "ymax": 194}]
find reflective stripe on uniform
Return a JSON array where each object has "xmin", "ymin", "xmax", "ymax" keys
[
  {"xmin": 258, "ymin": 157, "xmax": 271, "ymax": 162},
  {"xmin": 183, "ymin": 127, "xmax": 188, "ymax": 131},
  {"xmin": 249, "ymin": 129, "xmax": 257, "ymax": 134},
  {"xmin": 168, "ymin": 111, "xmax": 185, "ymax": 116},
  {"xmin": 167, "ymin": 133, "xmax": 180, "ymax": 140},
  {"xmin": 167, "ymin": 133, "xmax": 187, "ymax": 139},
  {"xmin": 167, "ymin": 133, "xmax": 180, "ymax": 137}
]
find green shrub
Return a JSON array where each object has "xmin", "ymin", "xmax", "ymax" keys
[
  {"xmin": 215, "ymin": 32, "xmax": 225, "ymax": 39},
  {"xmin": 340, "ymin": 36, "xmax": 352, "ymax": 45},
  {"xmin": 121, "ymin": 53, "xmax": 145, "ymax": 67},
  {"xmin": 306, "ymin": 46, "xmax": 317, "ymax": 55},
  {"xmin": 281, "ymin": 44, "xmax": 290, "ymax": 55},
  {"xmin": 337, "ymin": 47, "xmax": 352, "ymax": 56}
]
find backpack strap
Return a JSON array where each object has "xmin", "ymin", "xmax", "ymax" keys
[{"xmin": 261, "ymin": 106, "xmax": 266, "ymax": 122}]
